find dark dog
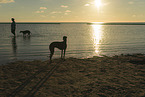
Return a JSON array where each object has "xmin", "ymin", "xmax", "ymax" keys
[
  {"xmin": 20, "ymin": 30, "xmax": 31, "ymax": 36},
  {"xmin": 49, "ymin": 36, "xmax": 67, "ymax": 62}
]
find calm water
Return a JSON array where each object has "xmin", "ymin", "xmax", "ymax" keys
[{"xmin": 0, "ymin": 23, "xmax": 145, "ymax": 64}]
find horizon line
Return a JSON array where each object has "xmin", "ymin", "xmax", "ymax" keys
[
  {"xmin": 1, "ymin": 22, "xmax": 145, "ymax": 25},
  {"xmin": 1, "ymin": 21, "xmax": 145, "ymax": 23}
]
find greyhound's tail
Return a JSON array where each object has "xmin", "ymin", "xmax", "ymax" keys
[{"xmin": 49, "ymin": 44, "xmax": 54, "ymax": 60}]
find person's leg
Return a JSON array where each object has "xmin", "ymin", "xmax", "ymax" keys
[{"xmin": 11, "ymin": 30, "xmax": 15, "ymax": 36}]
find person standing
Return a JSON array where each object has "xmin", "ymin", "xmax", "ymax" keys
[{"xmin": 11, "ymin": 18, "xmax": 16, "ymax": 36}]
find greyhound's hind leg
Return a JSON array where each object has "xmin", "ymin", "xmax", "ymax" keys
[
  {"xmin": 50, "ymin": 52, "xmax": 53, "ymax": 61},
  {"xmin": 49, "ymin": 48, "xmax": 54, "ymax": 63}
]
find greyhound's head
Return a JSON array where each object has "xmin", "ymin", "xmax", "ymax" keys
[
  {"xmin": 63, "ymin": 36, "xmax": 67, "ymax": 42},
  {"xmin": 19, "ymin": 31, "xmax": 22, "ymax": 33}
]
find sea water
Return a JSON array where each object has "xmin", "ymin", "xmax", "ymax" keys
[{"xmin": 0, "ymin": 23, "xmax": 145, "ymax": 64}]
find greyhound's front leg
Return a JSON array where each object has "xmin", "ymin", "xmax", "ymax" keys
[
  {"xmin": 64, "ymin": 49, "xmax": 66, "ymax": 59},
  {"xmin": 61, "ymin": 50, "xmax": 63, "ymax": 59}
]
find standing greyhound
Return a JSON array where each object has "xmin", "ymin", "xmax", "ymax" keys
[{"xmin": 49, "ymin": 36, "xmax": 67, "ymax": 62}]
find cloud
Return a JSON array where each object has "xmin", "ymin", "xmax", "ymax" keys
[
  {"xmin": 64, "ymin": 10, "xmax": 71, "ymax": 15},
  {"xmin": 40, "ymin": 7, "xmax": 47, "ymax": 9},
  {"xmin": 65, "ymin": 10, "xmax": 71, "ymax": 13},
  {"xmin": 0, "ymin": 0, "xmax": 15, "ymax": 3},
  {"xmin": 61, "ymin": 5, "xmax": 68, "ymax": 8},
  {"xmin": 35, "ymin": 10, "xmax": 44, "ymax": 13},
  {"xmin": 35, "ymin": 7, "xmax": 47, "ymax": 14},
  {"xmin": 84, "ymin": 4, "xmax": 90, "ymax": 6},
  {"xmin": 51, "ymin": 11, "xmax": 62, "ymax": 14},
  {"xmin": 84, "ymin": 1, "xmax": 110, "ymax": 7}
]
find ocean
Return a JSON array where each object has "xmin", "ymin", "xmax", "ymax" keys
[{"xmin": 0, "ymin": 22, "xmax": 145, "ymax": 64}]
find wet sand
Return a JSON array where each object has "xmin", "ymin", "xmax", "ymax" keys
[{"xmin": 0, "ymin": 54, "xmax": 145, "ymax": 96}]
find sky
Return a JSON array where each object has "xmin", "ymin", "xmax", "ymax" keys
[{"xmin": 0, "ymin": 0, "xmax": 145, "ymax": 22}]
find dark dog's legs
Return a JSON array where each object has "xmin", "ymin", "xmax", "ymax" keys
[
  {"xmin": 23, "ymin": 33, "xmax": 26, "ymax": 37},
  {"xmin": 61, "ymin": 50, "xmax": 63, "ymax": 59},
  {"xmin": 28, "ymin": 32, "xmax": 31, "ymax": 36},
  {"xmin": 61, "ymin": 49, "xmax": 66, "ymax": 60}
]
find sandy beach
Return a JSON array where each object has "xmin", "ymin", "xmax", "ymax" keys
[{"xmin": 0, "ymin": 54, "xmax": 145, "ymax": 97}]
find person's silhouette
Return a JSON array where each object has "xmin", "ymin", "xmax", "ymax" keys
[{"xmin": 11, "ymin": 18, "xmax": 16, "ymax": 36}]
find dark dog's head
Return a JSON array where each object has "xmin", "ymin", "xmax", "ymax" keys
[
  {"xmin": 19, "ymin": 31, "xmax": 23, "ymax": 33},
  {"xmin": 63, "ymin": 36, "xmax": 67, "ymax": 41}
]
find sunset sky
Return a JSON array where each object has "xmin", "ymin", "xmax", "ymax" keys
[{"xmin": 0, "ymin": 0, "xmax": 145, "ymax": 22}]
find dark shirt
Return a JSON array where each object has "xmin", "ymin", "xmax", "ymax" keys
[{"xmin": 11, "ymin": 21, "xmax": 16, "ymax": 31}]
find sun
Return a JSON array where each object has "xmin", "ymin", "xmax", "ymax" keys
[{"xmin": 95, "ymin": 0, "xmax": 102, "ymax": 8}]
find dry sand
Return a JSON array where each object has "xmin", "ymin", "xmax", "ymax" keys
[{"xmin": 0, "ymin": 54, "xmax": 145, "ymax": 97}]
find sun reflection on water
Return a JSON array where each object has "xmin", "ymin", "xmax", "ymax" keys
[{"xmin": 91, "ymin": 25, "xmax": 103, "ymax": 54}]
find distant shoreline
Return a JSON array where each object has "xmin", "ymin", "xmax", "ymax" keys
[{"xmin": 1, "ymin": 22, "xmax": 145, "ymax": 25}]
